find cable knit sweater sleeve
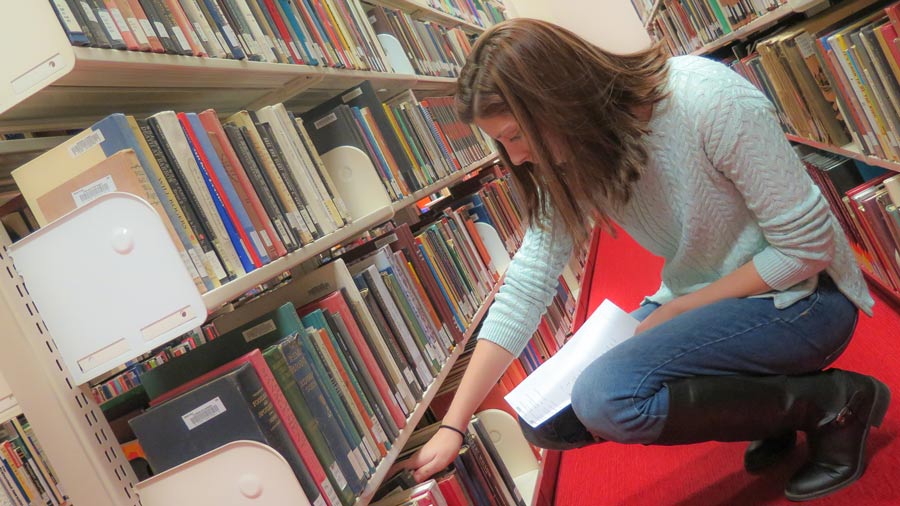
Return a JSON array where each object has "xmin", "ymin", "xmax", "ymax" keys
[
  {"xmin": 700, "ymin": 69, "xmax": 835, "ymax": 290},
  {"xmin": 477, "ymin": 216, "xmax": 574, "ymax": 356}
]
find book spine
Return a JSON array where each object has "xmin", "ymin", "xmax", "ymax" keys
[
  {"xmin": 223, "ymin": 123, "xmax": 300, "ymax": 252},
  {"xmin": 263, "ymin": 345, "xmax": 360, "ymax": 505},
  {"xmin": 137, "ymin": 119, "xmax": 227, "ymax": 285}
]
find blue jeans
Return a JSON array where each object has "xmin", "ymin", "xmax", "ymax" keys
[{"xmin": 568, "ymin": 275, "xmax": 858, "ymax": 444}]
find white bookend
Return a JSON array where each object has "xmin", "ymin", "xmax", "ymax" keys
[
  {"xmin": 135, "ymin": 440, "xmax": 310, "ymax": 506},
  {"xmin": 320, "ymin": 146, "xmax": 392, "ymax": 221},
  {"xmin": 8, "ymin": 192, "xmax": 206, "ymax": 385}
]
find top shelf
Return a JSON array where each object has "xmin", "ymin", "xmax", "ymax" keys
[
  {"xmin": 0, "ymin": 2, "xmax": 470, "ymax": 134},
  {"xmin": 373, "ymin": 0, "xmax": 489, "ymax": 33},
  {"xmin": 645, "ymin": 0, "xmax": 824, "ymax": 56}
]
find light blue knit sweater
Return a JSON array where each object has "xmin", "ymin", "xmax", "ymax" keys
[{"xmin": 478, "ymin": 55, "xmax": 874, "ymax": 357}]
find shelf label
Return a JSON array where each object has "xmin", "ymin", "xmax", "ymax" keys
[
  {"xmin": 182, "ymin": 397, "xmax": 227, "ymax": 430},
  {"xmin": 342, "ymin": 88, "xmax": 363, "ymax": 103},
  {"xmin": 242, "ymin": 319, "xmax": 276, "ymax": 343}
]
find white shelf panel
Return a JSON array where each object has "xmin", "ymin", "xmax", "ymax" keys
[
  {"xmin": 689, "ymin": 0, "xmax": 824, "ymax": 56},
  {"xmin": 786, "ymin": 134, "xmax": 900, "ymax": 174},
  {"xmin": 354, "ymin": 280, "xmax": 501, "ymax": 506}
]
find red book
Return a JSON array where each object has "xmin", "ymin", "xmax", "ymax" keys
[
  {"xmin": 573, "ymin": 226, "xmax": 602, "ymax": 331},
  {"xmin": 123, "ymin": 0, "xmax": 165, "ymax": 52},
  {"xmin": 297, "ymin": 291, "xmax": 408, "ymax": 429},
  {"xmin": 100, "ymin": 0, "xmax": 140, "ymax": 50},
  {"xmin": 162, "ymin": 0, "xmax": 206, "ymax": 56},
  {"xmin": 149, "ymin": 349, "xmax": 341, "ymax": 506},
  {"xmin": 259, "ymin": 0, "xmax": 305, "ymax": 64},
  {"xmin": 177, "ymin": 112, "xmax": 263, "ymax": 268},
  {"xmin": 198, "ymin": 110, "xmax": 287, "ymax": 259},
  {"xmin": 436, "ymin": 472, "xmax": 473, "ymax": 506}
]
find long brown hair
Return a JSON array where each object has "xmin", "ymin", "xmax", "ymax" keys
[{"xmin": 456, "ymin": 18, "xmax": 670, "ymax": 246}]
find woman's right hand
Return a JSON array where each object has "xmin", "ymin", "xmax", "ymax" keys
[{"xmin": 406, "ymin": 427, "xmax": 466, "ymax": 482}]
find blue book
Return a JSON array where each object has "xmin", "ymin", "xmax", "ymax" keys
[
  {"xmin": 185, "ymin": 113, "xmax": 269, "ymax": 266},
  {"xmin": 200, "ymin": 0, "xmax": 246, "ymax": 59},
  {"xmin": 177, "ymin": 117, "xmax": 255, "ymax": 274},
  {"xmin": 294, "ymin": 320, "xmax": 374, "ymax": 474},
  {"xmin": 49, "ymin": 0, "xmax": 90, "ymax": 45},
  {"xmin": 274, "ymin": 334, "xmax": 368, "ymax": 497},
  {"xmin": 277, "ymin": 0, "xmax": 319, "ymax": 65},
  {"xmin": 300, "ymin": 310, "xmax": 389, "ymax": 450}
]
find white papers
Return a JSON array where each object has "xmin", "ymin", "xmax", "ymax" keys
[{"xmin": 504, "ymin": 299, "xmax": 639, "ymax": 427}]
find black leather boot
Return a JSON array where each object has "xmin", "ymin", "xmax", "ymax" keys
[
  {"xmin": 744, "ymin": 432, "xmax": 797, "ymax": 473},
  {"xmin": 517, "ymin": 405, "xmax": 603, "ymax": 451},
  {"xmin": 784, "ymin": 370, "xmax": 890, "ymax": 501},
  {"xmin": 654, "ymin": 369, "xmax": 890, "ymax": 501}
]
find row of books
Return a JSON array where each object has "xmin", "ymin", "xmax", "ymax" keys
[
  {"xmin": 117, "ymin": 168, "xmax": 519, "ymax": 505},
  {"xmin": 13, "ymin": 102, "xmax": 352, "ymax": 295},
  {"xmin": 648, "ymin": 0, "xmax": 788, "ymax": 55},
  {"xmin": 421, "ymin": 0, "xmax": 507, "ymax": 28},
  {"xmin": 11, "ymin": 80, "xmax": 489, "ymax": 296},
  {"xmin": 726, "ymin": 1, "xmax": 900, "ymax": 163},
  {"xmin": 372, "ymin": 416, "xmax": 527, "ymax": 506},
  {"xmin": 369, "ymin": 4, "xmax": 474, "ymax": 77},
  {"xmin": 802, "ymin": 149, "xmax": 900, "ymax": 293},
  {"xmin": 47, "ymin": 0, "xmax": 490, "ymax": 76},
  {"xmin": 0, "ymin": 415, "xmax": 65, "ymax": 506}
]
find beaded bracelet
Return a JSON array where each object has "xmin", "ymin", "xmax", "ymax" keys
[{"xmin": 438, "ymin": 424, "xmax": 467, "ymax": 440}]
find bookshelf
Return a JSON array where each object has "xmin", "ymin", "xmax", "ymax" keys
[
  {"xmin": 0, "ymin": 3, "xmax": 514, "ymax": 506},
  {"xmin": 644, "ymin": 0, "xmax": 824, "ymax": 56},
  {"xmin": 0, "ymin": 2, "xmax": 474, "ymax": 134}
]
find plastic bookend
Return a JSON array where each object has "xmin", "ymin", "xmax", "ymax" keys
[
  {"xmin": 319, "ymin": 145, "xmax": 392, "ymax": 221},
  {"xmin": 474, "ymin": 222, "xmax": 510, "ymax": 274},
  {"xmin": 8, "ymin": 192, "xmax": 206, "ymax": 385},
  {"xmin": 476, "ymin": 409, "xmax": 540, "ymax": 505},
  {"xmin": 376, "ymin": 34, "xmax": 416, "ymax": 75},
  {"xmin": 135, "ymin": 440, "xmax": 311, "ymax": 506}
]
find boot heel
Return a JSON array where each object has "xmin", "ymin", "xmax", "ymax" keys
[{"xmin": 869, "ymin": 379, "xmax": 891, "ymax": 428}]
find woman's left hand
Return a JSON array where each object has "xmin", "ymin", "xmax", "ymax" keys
[{"xmin": 634, "ymin": 297, "xmax": 691, "ymax": 334}]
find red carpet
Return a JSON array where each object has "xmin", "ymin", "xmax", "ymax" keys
[{"xmin": 552, "ymin": 229, "xmax": 900, "ymax": 506}]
